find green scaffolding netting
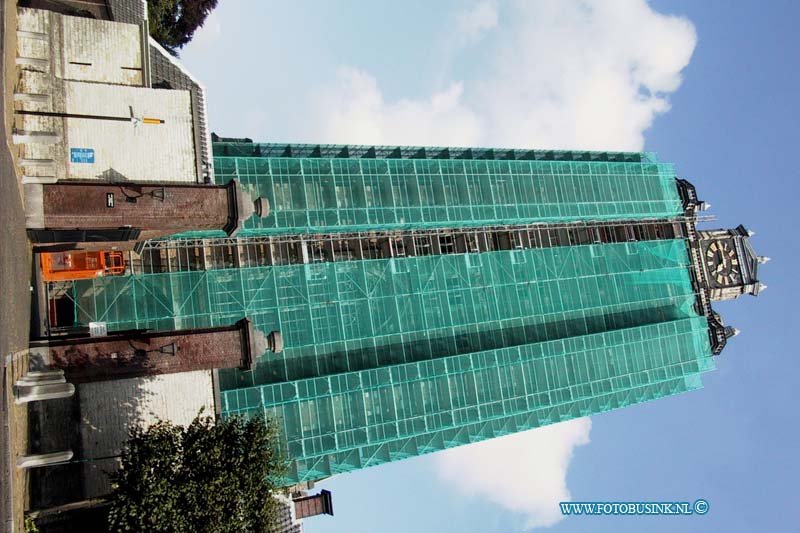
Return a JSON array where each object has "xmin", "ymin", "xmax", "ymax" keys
[
  {"xmin": 223, "ymin": 318, "xmax": 712, "ymax": 483},
  {"xmin": 64, "ymin": 143, "xmax": 710, "ymax": 484},
  {"xmin": 212, "ymin": 142, "xmax": 661, "ymax": 163},
  {"xmin": 205, "ymin": 143, "xmax": 682, "ymax": 236},
  {"xmin": 70, "ymin": 238, "xmax": 712, "ymax": 483},
  {"xmin": 72, "ymin": 240, "xmax": 696, "ymax": 356}
]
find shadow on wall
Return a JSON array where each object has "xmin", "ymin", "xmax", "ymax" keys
[
  {"xmin": 17, "ymin": 0, "xmax": 106, "ymax": 20},
  {"xmin": 219, "ymin": 304, "xmax": 686, "ymax": 391},
  {"xmin": 25, "ymin": 354, "xmax": 158, "ymax": 510},
  {"xmin": 75, "ymin": 375, "xmax": 160, "ymax": 501},
  {"xmin": 97, "ymin": 167, "xmax": 129, "ymax": 182}
]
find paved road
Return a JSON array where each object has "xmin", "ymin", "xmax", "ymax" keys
[{"xmin": 1, "ymin": 0, "xmax": 33, "ymax": 530}]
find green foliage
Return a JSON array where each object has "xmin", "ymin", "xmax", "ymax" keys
[
  {"xmin": 147, "ymin": 0, "xmax": 219, "ymax": 56},
  {"xmin": 24, "ymin": 515, "xmax": 39, "ymax": 533},
  {"xmin": 107, "ymin": 413, "xmax": 287, "ymax": 532}
]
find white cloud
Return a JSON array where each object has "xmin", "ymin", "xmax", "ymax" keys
[
  {"xmin": 301, "ymin": 0, "xmax": 695, "ymax": 529},
  {"xmin": 477, "ymin": 0, "xmax": 696, "ymax": 151},
  {"xmin": 437, "ymin": 418, "xmax": 592, "ymax": 529},
  {"xmin": 310, "ymin": 67, "xmax": 482, "ymax": 147},
  {"xmin": 455, "ymin": 0, "xmax": 499, "ymax": 44},
  {"xmin": 308, "ymin": 0, "xmax": 695, "ymax": 153}
]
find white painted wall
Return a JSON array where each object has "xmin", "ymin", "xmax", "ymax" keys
[
  {"xmin": 18, "ymin": 7, "xmax": 144, "ymax": 86},
  {"xmin": 15, "ymin": 8, "xmax": 199, "ymax": 183},
  {"xmin": 64, "ymin": 82, "xmax": 197, "ymax": 182},
  {"xmin": 62, "ymin": 15, "xmax": 143, "ymax": 85},
  {"xmin": 78, "ymin": 371, "xmax": 215, "ymax": 498}
]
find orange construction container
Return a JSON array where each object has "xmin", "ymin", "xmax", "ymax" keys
[{"xmin": 41, "ymin": 251, "xmax": 126, "ymax": 282}]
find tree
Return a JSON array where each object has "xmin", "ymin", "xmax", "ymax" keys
[
  {"xmin": 107, "ymin": 412, "xmax": 287, "ymax": 532},
  {"xmin": 147, "ymin": 0, "xmax": 219, "ymax": 56}
]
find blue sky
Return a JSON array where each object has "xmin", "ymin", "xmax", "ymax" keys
[{"xmin": 182, "ymin": 1, "xmax": 799, "ymax": 531}]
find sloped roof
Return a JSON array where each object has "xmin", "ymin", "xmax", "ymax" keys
[{"xmin": 106, "ymin": 0, "xmax": 213, "ymax": 182}]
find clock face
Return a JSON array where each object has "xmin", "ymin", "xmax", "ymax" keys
[{"xmin": 705, "ymin": 240, "xmax": 740, "ymax": 286}]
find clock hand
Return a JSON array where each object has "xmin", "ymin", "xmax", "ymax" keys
[{"xmin": 719, "ymin": 252, "xmax": 730, "ymax": 271}]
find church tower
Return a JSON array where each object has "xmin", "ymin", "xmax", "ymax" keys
[
  {"xmin": 676, "ymin": 179, "xmax": 768, "ymax": 354},
  {"xmin": 56, "ymin": 141, "xmax": 767, "ymax": 484}
]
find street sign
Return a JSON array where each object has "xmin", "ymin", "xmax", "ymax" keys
[
  {"xmin": 89, "ymin": 322, "xmax": 108, "ymax": 337},
  {"xmin": 70, "ymin": 148, "xmax": 95, "ymax": 163}
]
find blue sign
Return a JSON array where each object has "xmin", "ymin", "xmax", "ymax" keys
[{"xmin": 70, "ymin": 148, "xmax": 95, "ymax": 164}]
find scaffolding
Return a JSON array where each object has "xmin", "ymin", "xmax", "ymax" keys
[
  {"xmin": 66, "ymin": 237, "xmax": 713, "ymax": 483},
  {"xmin": 125, "ymin": 217, "xmax": 702, "ymax": 274},
  {"xmin": 224, "ymin": 317, "xmax": 712, "ymax": 483},
  {"xmin": 208, "ymin": 143, "xmax": 683, "ymax": 235},
  {"xmin": 212, "ymin": 142, "xmax": 660, "ymax": 163},
  {"xmin": 54, "ymin": 142, "xmax": 717, "ymax": 485},
  {"xmin": 70, "ymin": 239, "xmax": 698, "ymax": 350}
]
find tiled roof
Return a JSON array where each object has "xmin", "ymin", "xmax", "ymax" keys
[
  {"xmin": 105, "ymin": 0, "xmax": 213, "ymax": 182},
  {"xmin": 105, "ymin": 0, "xmax": 146, "ymax": 25}
]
